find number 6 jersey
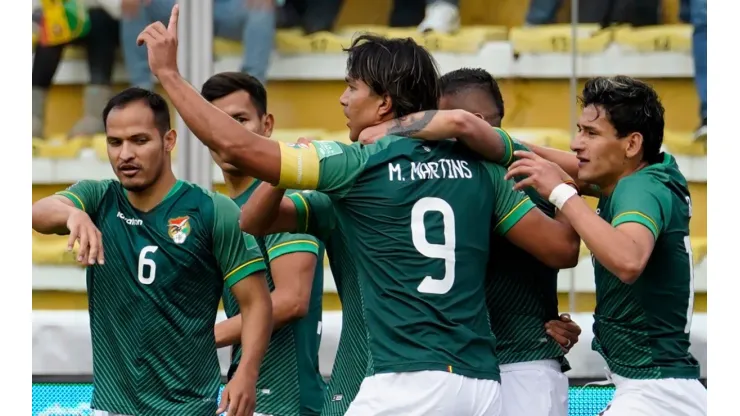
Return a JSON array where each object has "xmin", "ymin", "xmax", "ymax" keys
[
  {"xmin": 56, "ymin": 179, "xmax": 265, "ymax": 416},
  {"xmin": 277, "ymin": 136, "xmax": 535, "ymax": 383}
]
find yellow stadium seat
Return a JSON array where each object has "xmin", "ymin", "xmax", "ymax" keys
[
  {"xmin": 270, "ymin": 129, "xmax": 327, "ymax": 143},
  {"xmin": 506, "ymin": 128, "xmax": 571, "ymax": 148},
  {"xmin": 32, "ymin": 234, "xmax": 79, "ymax": 266},
  {"xmin": 385, "ymin": 28, "xmax": 424, "ymax": 44},
  {"xmin": 322, "ymin": 253, "xmax": 330, "ymax": 267},
  {"xmin": 464, "ymin": 26, "xmax": 510, "ymax": 42},
  {"xmin": 690, "ymin": 237, "xmax": 707, "ymax": 264},
  {"xmin": 34, "ymin": 137, "xmax": 89, "ymax": 159},
  {"xmin": 339, "ymin": 25, "xmax": 391, "ymax": 37},
  {"xmin": 275, "ymin": 31, "xmax": 351, "ymax": 54},
  {"xmin": 91, "ymin": 135, "xmax": 108, "ymax": 161},
  {"xmin": 663, "ymin": 131, "xmax": 706, "ymax": 157},
  {"xmin": 578, "ymin": 241, "xmax": 590, "ymax": 259},
  {"xmin": 613, "ymin": 24, "xmax": 692, "ymax": 53},
  {"xmin": 32, "ymin": 138, "xmax": 45, "ymax": 156},
  {"xmin": 214, "ymin": 29, "xmax": 306, "ymax": 57},
  {"xmin": 509, "ymin": 24, "xmax": 612, "ymax": 54},
  {"xmin": 419, "ymin": 29, "xmax": 489, "ymax": 53},
  {"xmin": 323, "ymin": 131, "xmax": 353, "ymax": 144}
]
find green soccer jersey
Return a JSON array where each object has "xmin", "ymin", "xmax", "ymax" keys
[
  {"xmin": 56, "ymin": 179, "xmax": 265, "ymax": 416},
  {"xmin": 591, "ymin": 153, "xmax": 700, "ymax": 379},
  {"xmin": 221, "ymin": 179, "xmax": 326, "ymax": 416},
  {"xmin": 278, "ymin": 136, "xmax": 536, "ymax": 383},
  {"xmin": 487, "ymin": 132, "xmax": 568, "ymax": 369},
  {"xmin": 288, "ymin": 190, "xmax": 369, "ymax": 416}
]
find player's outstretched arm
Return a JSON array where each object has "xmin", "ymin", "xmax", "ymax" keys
[
  {"xmin": 358, "ymin": 109, "xmax": 512, "ymax": 164},
  {"xmin": 137, "ymin": 4, "xmax": 281, "ymax": 185},
  {"xmin": 32, "ymin": 195, "xmax": 84, "ymax": 235},
  {"xmin": 33, "ymin": 180, "xmax": 108, "ymax": 265},
  {"xmin": 240, "ymin": 182, "xmax": 298, "ymax": 235},
  {"xmin": 487, "ymin": 162, "xmax": 580, "ymax": 269}
]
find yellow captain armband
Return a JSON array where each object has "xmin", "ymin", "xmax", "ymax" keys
[{"xmin": 278, "ymin": 141, "xmax": 321, "ymax": 190}]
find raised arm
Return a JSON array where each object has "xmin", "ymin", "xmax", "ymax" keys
[
  {"xmin": 358, "ymin": 109, "xmax": 513, "ymax": 165},
  {"xmin": 240, "ymin": 183, "xmax": 298, "ymax": 236},
  {"xmin": 138, "ymin": 5, "xmax": 282, "ymax": 184}
]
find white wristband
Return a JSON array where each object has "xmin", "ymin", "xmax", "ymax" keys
[{"xmin": 548, "ymin": 183, "xmax": 578, "ymax": 210}]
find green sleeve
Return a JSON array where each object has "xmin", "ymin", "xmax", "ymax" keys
[
  {"xmin": 262, "ymin": 230, "xmax": 320, "ymax": 262},
  {"xmin": 210, "ymin": 193, "xmax": 267, "ymax": 288},
  {"xmin": 493, "ymin": 127, "xmax": 517, "ymax": 167},
  {"xmin": 314, "ymin": 140, "xmax": 370, "ymax": 198},
  {"xmin": 484, "ymin": 161, "xmax": 537, "ymax": 235},
  {"xmin": 287, "ymin": 190, "xmax": 337, "ymax": 242},
  {"xmin": 610, "ymin": 176, "xmax": 669, "ymax": 239},
  {"xmin": 55, "ymin": 179, "xmax": 111, "ymax": 215}
]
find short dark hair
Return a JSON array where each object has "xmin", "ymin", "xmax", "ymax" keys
[
  {"xmin": 200, "ymin": 72, "xmax": 267, "ymax": 116},
  {"xmin": 580, "ymin": 76, "xmax": 665, "ymax": 164},
  {"xmin": 440, "ymin": 68, "xmax": 505, "ymax": 120},
  {"xmin": 103, "ymin": 88, "xmax": 171, "ymax": 137},
  {"xmin": 344, "ymin": 34, "xmax": 440, "ymax": 117}
]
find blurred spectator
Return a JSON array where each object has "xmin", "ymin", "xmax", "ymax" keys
[
  {"xmin": 680, "ymin": 0, "xmax": 707, "ymax": 141},
  {"xmin": 416, "ymin": 0, "xmax": 460, "ymax": 33},
  {"xmin": 278, "ymin": 0, "xmax": 343, "ymax": 34},
  {"xmin": 120, "ymin": 0, "xmax": 275, "ymax": 88},
  {"xmin": 32, "ymin": 1, "xmax": 120, "ymax": 139},
  {"xmin": 524, "ymin": 0, "xmax": 562, "ymax": 26},
  {"xmin": 525, "ymin": 0, "xmax": 660, "ymax": 26}
]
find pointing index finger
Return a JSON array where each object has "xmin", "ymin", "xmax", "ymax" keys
[{"xmin": 168, "ymin": 4, "xmax": 179, "ymax": 36}]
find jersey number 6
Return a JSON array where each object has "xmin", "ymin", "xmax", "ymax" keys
[
  {"xmin": 138, "ymin": 245, "xmax": 159, "ymax": 285},
  {"xmin": 411, "ymin": 197, "xmax": 456, "ymax": 295}
]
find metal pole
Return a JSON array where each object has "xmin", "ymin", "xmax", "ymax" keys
[
  {"xmin": 175, "ymin": 0, "xmax": 214, "ymax": 189},
  {"xmin": 568, "ymin": 0, "xmax": 579, "ymax": 314}
]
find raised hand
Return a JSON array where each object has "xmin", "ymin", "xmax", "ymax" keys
[{"xmin": 136, "ymin": 4, "xmax": 180, "ymax": 78}]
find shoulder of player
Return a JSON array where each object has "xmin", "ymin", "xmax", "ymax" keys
[{"xmin": 614, "ymin": 168, "xmax": 673, "ymax": 198}]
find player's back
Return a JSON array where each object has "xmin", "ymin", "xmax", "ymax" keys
[
  {"xmin": 593, "ymin": 153, "xmax": 700, "ymax": 379},
  {"xmin": 329, "ymin": 137, "xmax": 530, "ymax": 381},
  {"xmin": 61, "ymin": 180, "xmax": 227, "ymax": 415}
]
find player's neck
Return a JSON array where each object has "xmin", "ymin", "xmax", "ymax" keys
[
  {"xmin": 223, "ymin": 173, "xmax": 255, "ymax": 199},
  {"xmin": 127, "ymin": 170, "xmax": 178, "ymax": 212},
  {"xmin": 600, "ymin": 160, "xmax": 649, "ymax": 195}
]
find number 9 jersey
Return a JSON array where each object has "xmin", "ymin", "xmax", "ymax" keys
[
  {"xmin": 277, "ymin": 136, "xmax": 535, "ymax": 382},
  {"xmin": 56, "ymin": 179, "xmax": 265, "ymax": 415}
]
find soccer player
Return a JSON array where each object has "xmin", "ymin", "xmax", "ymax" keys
[
  {"xmin": 373, "ymin": 76, "xmax": 707, "ymax": 416},
  {"xmin": 201, "ymin": 72, "xmax": 327, "ymax": 416},
  {"xmin": 409, "ymin": 67, "xmax": 582, "ymax": 416},
  {"xmin": 31, "ymin": 88, "xmax": 273, "ymax": 416},
  {"xmin": 505, "ymin": 77, "xmax": 707, "ymax": 416},
  {"xmin": 137, "ymin": 8, "xmax": 581, "ymax": 414}
]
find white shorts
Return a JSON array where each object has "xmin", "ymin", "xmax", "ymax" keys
[
  {"xmin": 500, "ymin": 359, "xmax": 568, "ymax": 416},
  {"xmin": 345, "ymin": 370, "xmax": 502, "ymax": 416},
  {"xmin": 599, "ymin": 373, "xmax": 707, "ymax": 416}
]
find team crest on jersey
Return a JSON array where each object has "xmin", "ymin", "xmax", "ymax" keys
[{"xmin": 167, "ymin": 216, "xmax": 191, "ymax": 244}]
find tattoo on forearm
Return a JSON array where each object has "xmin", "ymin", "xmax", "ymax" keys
[{"xmin": 386, "ymin": 111, "xmax": 438, "ymax": 137}]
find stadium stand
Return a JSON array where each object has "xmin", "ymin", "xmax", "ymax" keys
[{"xmin": 32, "ymin": 0, "xmax": 706, "ymax": 385}]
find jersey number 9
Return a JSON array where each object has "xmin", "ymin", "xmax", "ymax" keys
[{"xmin": 411, "ymin": 197, "xmax": 456, "ymax": 295}]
